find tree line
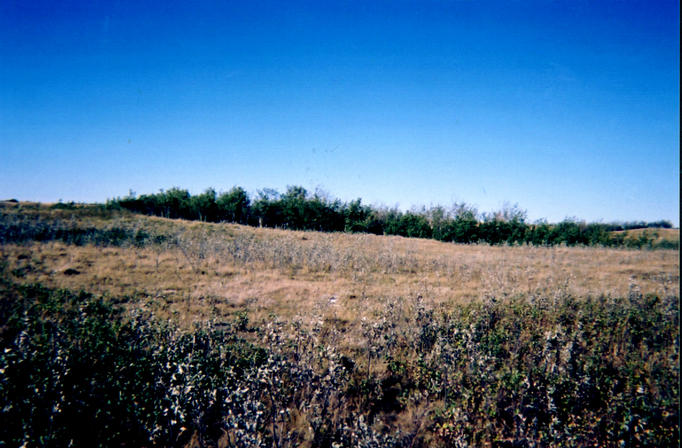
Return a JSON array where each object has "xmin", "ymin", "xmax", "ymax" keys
[{"xmin": 107, "ymin": 186, "xmax": 676, "ymax": 248}]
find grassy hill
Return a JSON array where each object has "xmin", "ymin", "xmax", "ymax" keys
[
  {"xmin": 1, "ymin": 202, "xmax": 679, "ymax": 447},
  {"xmin": 611, "ymin": 227, "xmax": 680, "ymax": 247}
]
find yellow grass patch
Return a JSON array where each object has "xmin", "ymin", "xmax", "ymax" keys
[{"xmin": 2, "ymin": 216, "xmax": 678, "ymax": 333}]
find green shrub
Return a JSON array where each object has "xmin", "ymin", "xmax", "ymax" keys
[{"xmin": 0, "ymin": 269, "xmax": 678, "ymax": 447}]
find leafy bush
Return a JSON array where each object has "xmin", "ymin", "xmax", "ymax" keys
[
  {"xmin": 0, "ymin": 273, "xmax": 402, "ymax": 447},
  {"xmin": 217, "ymin": 186, "xmax": 251, "ymax": 224}
]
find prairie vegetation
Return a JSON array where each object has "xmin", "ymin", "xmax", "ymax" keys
[
  {"xmin": 0, "ymin": 201, "xmax": 679, "ymax": 447},
  {"xmin": 106, "ymin": 186, "xmax": 678, "ymax": 249}
]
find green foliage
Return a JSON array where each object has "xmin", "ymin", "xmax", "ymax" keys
[
  {"xmin": 400, "ymin": 213, "xmax": 432, "ymax": 239},
  {"xmin": 251, "ymin": 186, "xmax": 345, "ymax": 231},
  {"xmin": 191, "ymin": 187, "xmax": 218, "ymax": 222},
  {"xmin": 367, "ymin": 293, "xmax": 680, "ymax": 447},
  {"xmin": 105, "ymin": 187, "xmax": 677, "ymax": 249},
  {"xmin": 217, "ymin": 186, "xmax": 250, "ymax": 224},
  {"xmin": 604, "ymin": 220, "xmax": 674, "ymax": 231},
  {"xmin": 251, "ymin": 188, "xmax": 283, "ymax": 227},
  {"xmin": 449, "ymin": 204, "xmax": 479, "ymax": 243},
  {"xmin": 0, "ymin": 278, "xmax": 271, "ymax": 447},
  {"xmin": 344, "ymin": 198, "xmax": 371, "ymax": 232},
  {"xmin": 111, "ymin": 187, "xmax": 194, "ymax": 220},
  {"xmin": 0, "ymin": 267, "xmax": 678, "ymax": 446}
]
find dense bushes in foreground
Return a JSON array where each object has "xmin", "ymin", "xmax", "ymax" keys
[
  {"xmin": 108, "ymin": 187, "xmax": 677, "ymax": 248},
  {"xmin": 1, "ymin": 269, "xmax": 678, "ymax": 447}
]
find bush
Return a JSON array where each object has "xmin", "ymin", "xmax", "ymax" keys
[
  {"xmin": 0, "ymin": 268, "xmax": 678, "ymax": 446},
  {"xmin": 217, "ymin": 186, "xmax": 251, "ymax": 224},
  {"xmin": 0, "ymin": 278, "xmax": 276, "ymax": 446}
]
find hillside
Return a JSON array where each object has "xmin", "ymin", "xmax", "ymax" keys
[
  {"xmin": 2, "ymin": 201, "xmax": 678, "ymax": 325},
  {"xmin": 0, "ymin": 202, "xmax": 679, "ymax": 447},
  {"xmin": 611, "ymin": 227, "xmax": 679, "ymax": 246}
]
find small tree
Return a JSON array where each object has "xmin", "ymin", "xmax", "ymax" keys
[
  {"xmin": 251, "ymin": 189, "xmax": 282, "ymax": 227},
  {"xmin": 451, "ymin": 203, "xmax": 479, "ymax": 243},
  {"xmin": 344, "ymin": 199, "xmax": 371, "ymax": 233},
  {"xmin": 217, "ymin": 187, "xmax": 251, "ymax": 224},
  {"xmin": 191, "ymin": 188, "xmax": 218, "ymax": 222}
]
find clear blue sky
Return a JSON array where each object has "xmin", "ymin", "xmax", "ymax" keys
[{"xmin": 1, "ymin": 0, "xmax": 679, "ymax": 225}]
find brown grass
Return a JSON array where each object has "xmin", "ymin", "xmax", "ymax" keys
[
  {"xmin": 1, "ymin": 207, "xmax": 679, "ymax": 446},
  {"xmin": 2, "ymin": 214, "xmax": 678, "ymax": 336}
]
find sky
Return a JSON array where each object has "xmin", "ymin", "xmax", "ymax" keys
[{"xmin": 1, "ymin": 0, "xmax": 679, "ymax": 225}]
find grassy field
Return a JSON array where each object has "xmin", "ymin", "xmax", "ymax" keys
[{"xmin": 0, "ymin": 202, "xmax": 679, "ymax": 447}]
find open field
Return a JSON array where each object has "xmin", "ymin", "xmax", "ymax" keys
[
  {"xmin": 0, "ymin": 203, "xmax": 679, "ymax": 447},
  {"xmin": 1, "ymin": 202, "xmax": 678, "ymax": 326},
  {"xmin": 1, "ymin": 220, "xmax": 678, "ymax": 329}
]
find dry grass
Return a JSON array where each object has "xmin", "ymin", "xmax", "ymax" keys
[
  {"xmin": 2, "ymin": 213, "xmax": 678, "ymax": 336},
  {"xmin": 1, "ymin": 205, "xmax": 679, "ymax": 446}
]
